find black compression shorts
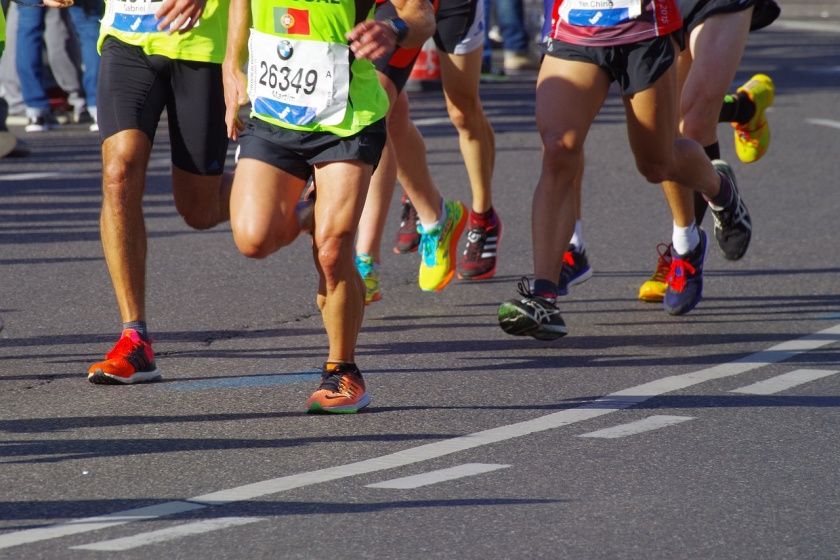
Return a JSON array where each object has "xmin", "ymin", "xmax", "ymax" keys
[{"xmin": 97, "ymin": 36, "xmax": 229, "ymax": 176}]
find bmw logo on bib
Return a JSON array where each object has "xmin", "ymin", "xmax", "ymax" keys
[{"xmin": 277, "ymin": 40, "xmax": 294, "ymax": 60}]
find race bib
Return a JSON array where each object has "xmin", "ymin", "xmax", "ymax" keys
[
  {"xmin": 561, "ymin": 0, "xmax": 643, "ymax": 27},
  {"xmin": 248, "ymin": 29, "xmax": 350, "ymax": 127},
  {"xmin": 104, "ymin": 0, "xmax": 199, "ymax": 33}
]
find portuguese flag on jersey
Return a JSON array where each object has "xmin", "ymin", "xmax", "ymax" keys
[{"xmin": 274, "ymin": 7, "xmax": 310, "ymax": 35}]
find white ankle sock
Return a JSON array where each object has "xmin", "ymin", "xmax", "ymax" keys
[{"xmin": 672, "ymin": 222, "xmax": 699, "ymax": 256}]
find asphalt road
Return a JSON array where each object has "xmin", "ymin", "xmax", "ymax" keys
[{"xmin": 1, "ymin": 6, "xmax": 840, "ymax": 559}]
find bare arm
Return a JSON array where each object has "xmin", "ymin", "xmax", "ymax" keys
[
  {"xmin": 154, "ymin": 0, "xmax": 206, "ymax": 34},
  {"xmin": 347, "ymin": 0, "xmax": 434, "ymax": 61},
  {"xmin": 221, "ymin": 0, "xmax": 251, "ymax": 140}
]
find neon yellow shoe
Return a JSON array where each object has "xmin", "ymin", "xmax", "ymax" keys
[
  {"xmin": 732, "ymin": 74, "xmax": 774, "ymax": 164},
  {"xmin": 638, "ymin": 243, "xmax": 672, "ymax": 303},
  {"xmin": 418, "ymin": 200, "xmax": 467, "ymax": 292},
  {"xmin": 354, "ymin": 253, "xmax": 381, "ymax": 305}
]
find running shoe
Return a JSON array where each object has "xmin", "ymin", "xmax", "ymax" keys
[
  {"xmin": 498, "ymin": 277, "xmax": 567, "ymax": 340},
  {"xmin": 732, "ymin": 74, "xmax": 774, "ymax": 164},
  {"xmin": 557, "ymin": 245, "xmax": 592, "ymax": 296},
  {"xmin": 638, "ymin": 243, "xmax": 673, "ymax": 303},
  {"xmin": 393, "ymin": 194, "xmax": 421, "ymax": 254},
  {"xmin": 87, "ymin": 329, "xmax": 161, "ymax": 384},
  {"xmin": 711, "ymin": 160, "xmax": 752, "ymax": 261},
  {"xmin": 307, "ymin": 362, "xmax": 371, "ymax": 414},
  {"xmin": 457, "ymin": 210, "xmax": 502, "ymax": 280},
  {"xmin": 663, "ymin": 229, "xmax": 708, "ymax": 316},
  {"xmin": 355, "ymin": 253, "xmax": 382, "ymax": 305},
  {"xmin": 418, "ymin": 200, "xmax": 467, "ymax": 292}
]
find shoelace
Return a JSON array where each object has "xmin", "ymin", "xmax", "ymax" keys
[
  {"xmin": 418, "ymin": 226, "xmax": 441, "ymax": 266},
  {"xmin": 650, "ymin": 243, "xmax": 673, "ymax": 283},
  {"xmin": 666, "ymin": 257, "xmax": 695, "ymax": 293},
  {"xmin": 562, "ymin": 251, "xmax": 575, "ymax": 267},
  {"xmin": 318, "ymin": 371, "xmax": 359, "ymax": 397}
]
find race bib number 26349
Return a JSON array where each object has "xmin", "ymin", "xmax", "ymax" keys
[{"xmin": 248, "ymin": 29, "xmax": 350, "ymax": 127}]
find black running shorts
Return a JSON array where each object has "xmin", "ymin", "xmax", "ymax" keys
[
  {"xmin": 97, "ymin": 36, "xmax": 229, "ymax": 176},
  {"xmin": 235, "ymin": 117, "xmax": 387, "ymax": 181},
  {"xmin": 543, "ymin": 35, "xmax": 677, "ymax": 96},
  {"xmin": 678, "ymin": 0, "xmax": 779, "ymax": 34},
  {"xmin": 374, "ymin": 0, "xmax": 483, "ymax": 93}
]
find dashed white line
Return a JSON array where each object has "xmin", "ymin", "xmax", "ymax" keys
[
  {"xmin": 729, "ymin": 369, "xmax": 838, "ymax": 395},
  {"xmin": 1, "ymin": 323, "xmax": 839, "ymax": 551},
  {"xmin": 71, "ymin": 517, "xmax": 264, "ymax": 552},
  {"xmin": 577, "ymin": 415, "xmax": 694, "ymax": 439},
  {"xmin": 366, "ymin": 463, "xmax": 511, "ymax": 489},
  {"xmin": 0, "ymin": 172, "xmax": 61, "ymax": 182}
]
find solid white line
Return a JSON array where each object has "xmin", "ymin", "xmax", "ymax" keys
[
  {"xmin": 1, "ymin": 323, "xmax": 839, "ymax": 551},
  {"xmin": 729, "ymin": 369, "xmax": 838, "ymax": 395},
  {"xmin": 775, "ymin": 20, "xmax": 840, "ymax": 34},
  {"xmin": 366, "ymin": 463, "xmax": 510, "ymax": 489},
  {"xmin": 0, "ymin": 501, "xmax": 205, "ymax": 549},
  {"xmin": 70, "ymin": 517, "xmax": 264, "ymax": 551},
  {"xmin": 577, "ymin": 415, "xmax": 694, "ymax": 439},
  {"xmin": 807, "ymin": 118, "xmax": 840, "ymax": 130}
]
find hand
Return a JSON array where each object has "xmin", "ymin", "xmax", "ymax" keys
[
  {"xmin": 346, "ymin": 20, "xmax": 398, "ymax": 61},
  {"xmin": 155, "ymin": 0, "xmax": 206, "ymax": 33},
  {"xmin": 42, "ymin": 0, "xmax": 74, "ymax": 7},
  {"xmin": 222, "ymin": 64, "xmax": 249, "ymax": 141}
]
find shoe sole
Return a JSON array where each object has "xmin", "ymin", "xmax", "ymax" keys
[
  {"xmin": 307, "ymin": 393, "xmax": 371, "ymax": 414},
  {"xmin": 87, "ymin": 368, "xmax": 162, "ymax": 385},
  {"xmin": 498, "ymin": 301, "xmax": 567, "ymax": 340}
]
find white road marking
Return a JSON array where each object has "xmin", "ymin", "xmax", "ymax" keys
[
  {"xmin": 0, "ymin": 172, "xmax": 61, "ymax": 182},
  {"xmin": 577, "ymin": 415, "xmax": 694, "ymax": 439},
  {"xmin": 729, "ymin": 369, "xmax": 838, "ymax": 395},
  {"xmin": 71, "ymin": 517, "xmax": 264, "ymax": 552},
  {"xmin": 366, "ymin": 463, "xmax": 510, "ymax": 489},
  {"xmin": 1, "ymin": 323, "xmax": 839, "ymax": 551},
  {"xmin": 807, "ymin": 118, "xmax": 840, "ymax": 130},
  {"xmin": 776, "ymin": 20, "xmax": 840, "ymax": 34}
]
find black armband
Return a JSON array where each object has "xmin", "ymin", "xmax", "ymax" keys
[{"xmin": 384, "ymin": 17, "xmax": 410, "ymax": 46}]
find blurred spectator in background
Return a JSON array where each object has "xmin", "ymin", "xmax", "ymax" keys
[
  {"xmin": 482, "ymin": 0, "xmax": 538, "ymax": 75},
  {"xmin": 14, "ymin": 0, "xmax": 101, "ymax": 132}
]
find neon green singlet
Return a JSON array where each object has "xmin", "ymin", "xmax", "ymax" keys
[
  {"xmin": 1, "ymin": 9, "xmax": 6, "ymax": 57},
  {"xmin": 248, "ymin": 0, "xmax": 388, "ymax": 136},
  {"xmin": 98, "ymin": 0, "xmax": 228, "ymax": 63}
]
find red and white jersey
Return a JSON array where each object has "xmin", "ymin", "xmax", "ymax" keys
[{"xmin": 547, "ymin": 0, "xmax": 682, "ymax": 46}]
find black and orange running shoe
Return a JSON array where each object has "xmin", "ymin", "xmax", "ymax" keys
[
  {"xmin": 87, "ymin": 329, "xmax": 161, "ymax": 384},
  {"xmin": 307, "ymin": 362, "xmax": 371, "ymax": 414},
  {"xmin": 393, "ymin": 194, "xmax": 420, "ymax": 254}
]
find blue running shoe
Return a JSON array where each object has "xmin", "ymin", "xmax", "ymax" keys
[
  {"xmin": 557, "ymin": 245, "xmax": 593, "ymax": 296},
  {"xmin": 663, "ymin": 229, "xmax": 708, "ymax": 316}
]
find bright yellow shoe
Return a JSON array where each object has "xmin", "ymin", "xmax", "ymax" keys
[
  {"xmin": 418, "ymin": 200, "xmax": 467, "ymax": 292},
  {"xmin": 638, "ymin": 243, "xmax": 673, "ymax": 303},
  {"xmin": 732, "ymin": 73, "xmax": 774, "ymax": 164}
]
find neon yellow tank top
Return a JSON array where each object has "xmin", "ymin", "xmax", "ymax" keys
[
  {"xmin": 247, "ymin": 0, "xmax": 388, "ymax": 136},
  {"xmin": 98, "ymin": 0, "xmax": 228, "ymax": 63},
  {"xmin": 1, "ymin": 10, "xmax": 6, "ymax": 57}
]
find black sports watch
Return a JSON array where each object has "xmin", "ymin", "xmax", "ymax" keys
[{"xmin": 384, "ymin": 17, "xmax": 410, "ymax": 46}]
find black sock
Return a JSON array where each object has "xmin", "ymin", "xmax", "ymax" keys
[
  {"xmin": 703, "ymin": 142, "xmax": 720, "ymax": 161},
  {"xmin": 533, "ymin": 279, "xmax": 558, "ymax": 300},
  {"xmin": 693, "ymin": 143, "xmax": 719, "ymax": 225},
  {"xmin": 719, "ymin": 91, "xmax": 756, "ymax": 124},
  {"xmin": 123, "ymin": 320, "xmax": 149, "ymax": 340}
]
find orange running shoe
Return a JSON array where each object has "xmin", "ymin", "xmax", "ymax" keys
[
  {"xmin": 638, "ymin": 243, "xmax": 673, "ymax": 303},
  {"xmin": 87, "ymin": 329, "xmax": 161, "ymax": 384},
  {"xmin": 307, "ymin": 362, "xmax": 371, "ymax": 414}
]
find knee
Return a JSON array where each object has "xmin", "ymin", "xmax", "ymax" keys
[
  {"xmin": 101, "ymin": 158, "xmax": 142, "ymax": 205},
  {"xmin": 178, "ymin": 206, "xmax": 218, "ymax": 231},
  {"xmin": 445, "ymin": 96, "xmax": 481, "ymax": 132},
  {"xmin": 635, "ymin": 158, "xmax": 671, "ymax": 184},
  {"xmin": 232, "ymin": 221, "xmax": 296, "ymax": 259},
  {"xmin": 540, "ymin": 130, "xmax": 581, "ymax": 171},
  {"xmin": 314, "ymin": 233, "xmax": 351, "ymax": 290}
]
